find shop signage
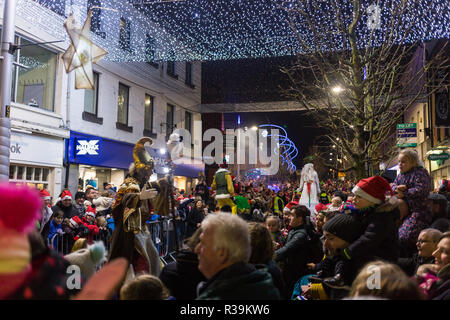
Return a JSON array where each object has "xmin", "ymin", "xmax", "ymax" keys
[
  {"xmin": 10, "ymin": 131, "xmax": 63, "ymax": 167},
  {"xmin": 397, "ymin": 123, "xmax": 417, "ymax": 147},
  {"xmin": 76, "ymin": 139, "xmax": 100, "ymax": 155},
  {"xmin": 428, "ymin": 153, "xmax": 449, "ymax": 161},
  {"xmin": 397, "ymin": 123, "xmax": 417, "ymax": 137}
]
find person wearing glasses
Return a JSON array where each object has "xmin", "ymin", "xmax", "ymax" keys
[{"xmin": 398, "ymin": 228, "xmax": 442, "ymax": 276}]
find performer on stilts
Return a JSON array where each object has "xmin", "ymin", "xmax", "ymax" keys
[
  {"xmin": 211, "ymin": 160, "xmax": 237, "ymax": 214},
  {"xmin": 298, "ymin": 163, "xmax": 321, "ymax": 223},
  {"xmin": 108, "ymin": 136, "xmax": 178, "ymax": 276}
]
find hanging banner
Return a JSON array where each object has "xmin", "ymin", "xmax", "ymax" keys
[{"xmin": 435, "ymin": 91, "xmax": 449, "ymax": 127}]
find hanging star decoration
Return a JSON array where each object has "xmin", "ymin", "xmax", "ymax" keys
[{"xmin": 62, "ymin": 9, "xmax": 107, "ymax": 89}]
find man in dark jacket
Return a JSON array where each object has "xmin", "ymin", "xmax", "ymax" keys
[
  {"xmin": 52, "ymin": 189, "xmax": 79, "ymax": 221},
  {"xmin": 73, "ymin": 191, "xmax": 86, "ymax": 218},
  {"xmin": 274, "ymin": 205, "xmax": 310, "ymax": 297},
  {"xmin": 195, "ymin": 213, "xmax": 280, "ymax": 300}
]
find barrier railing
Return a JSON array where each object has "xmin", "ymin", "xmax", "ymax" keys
[{"xmin": 48, "ymin": 219, "xmax": 187, "ymax": 267}]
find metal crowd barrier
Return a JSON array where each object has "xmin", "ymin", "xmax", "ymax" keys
[
  {"xmin": 47, "ymin": 233, "xmax": 73, "ymax": 255},
  {"xmin": 48, "ymin": 218, "xmax": 187, "ymax": 267}
]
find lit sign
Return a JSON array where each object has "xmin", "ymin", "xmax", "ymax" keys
[{"xmin": 76, "ymin": 139, "xmax": 100, "ymax": 155}]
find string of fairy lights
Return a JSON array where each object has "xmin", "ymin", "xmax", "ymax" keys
[{"xmin": 16, "ymin": 0, "xmax": 449, "ymax": 61}]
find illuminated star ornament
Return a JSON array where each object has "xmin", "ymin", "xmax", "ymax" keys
[{"xmin": 62, "ymin": 9, "xmax": 107, "ymax": 89}]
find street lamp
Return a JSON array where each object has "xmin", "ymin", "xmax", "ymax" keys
[
  {"xmin": 332, "ymin": 86, "xmax": 344, "ymax": 94},
  {"xmin": 251, "ymin": 126, "xmax": 258, "ymax": 131}
]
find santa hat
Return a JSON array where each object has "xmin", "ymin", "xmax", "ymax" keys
[
  {"xmin": 85, "ymin": 207, "xmax": 96, "ymax": 219},
  {"xmin": 0, "ymin": 183, "xmax": 41, "ymax": 299},
  {"xmin": 39, "ymin": 189, "xmax": 51, "ymax": 200},
  {"xmin": 61, "ymin": 189, "xmax": 72, "ymax": 201},
  {"xmin": 352, "ymin": 176, "xmax": 395, "ymax": 205},
  {"xmin": 283, "ymin": 201, "xmax": 299, "ymax": 213},
  {"xmin": 70, "ymin": 216, "xmax": 82, "ymax": 228}
]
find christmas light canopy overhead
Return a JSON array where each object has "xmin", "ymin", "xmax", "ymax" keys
[{"xmin": 23, "ymin": 0, "xmax": 449, "ymax": 61}]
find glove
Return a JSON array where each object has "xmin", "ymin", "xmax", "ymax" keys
[{"xmin": 140, "ymin": 186, "xmax": 158, "ymax": 200}]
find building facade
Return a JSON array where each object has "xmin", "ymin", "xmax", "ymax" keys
[{"xmin": 2, "ymin": 0, "xmax": 203, "ymax": 198}]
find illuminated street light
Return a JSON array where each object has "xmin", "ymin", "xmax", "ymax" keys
[
  {"xmin": 159, "ymin": 148, "xmax": 166, "ymax": 154},
  {"xmin": 332, "ymin": 86, "xmax": 344, "ymax": 94},
  {"xmin": 251, "ymin": 126, "xmax": 258, "ymax": 131}
]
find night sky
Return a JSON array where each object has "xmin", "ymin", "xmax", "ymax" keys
[
  {"xmin": 202, "ymin": 57, "xmax": 322, "ymax": 170},
  {"xmin": 223, "ymin": 111, "xmax": 322, "ymax": 170}
]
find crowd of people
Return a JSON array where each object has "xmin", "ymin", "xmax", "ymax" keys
[{"xmin": 1, "ymin": 147, "xmax": 449, "ymax": 301}]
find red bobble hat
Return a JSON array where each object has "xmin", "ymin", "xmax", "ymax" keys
[
  {"xmin": 61, "ymin": 190, "xmax": 72, "ymax": 201},
  {"xmin": 352, "ymin": 176, "xmax": 394, "ymax": 204}
]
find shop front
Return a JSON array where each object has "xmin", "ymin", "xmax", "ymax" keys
[
  {"xmin": 67, "ymin": 131, "xmax": 134, "ymax": 192},
  {"xmin": 9, "ymin": 130, "xmax": 65, "ymax": 198},
  {"xmin": 67, "ymin": 131, "xmax": 204, "ymax": 193}
]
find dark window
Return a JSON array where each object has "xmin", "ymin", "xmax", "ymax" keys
[
  {"xmin": 167, "ymin": 61, "xmax": 176, "ymax": 77},
  {"xmin": 119, "ymin": 18, "xmax": 131, "ymax": 51},
  {"xmin": 35, "ymin": 0, "xmax": 65, "ymax": 16},
  {"xmin": 144, "ymin": 94, "xmax": 154, "ymax": 132},
  {"xmin": 84, "ymin": 72, "xmax": 99, "ymax": 114},
  {"xmin": 145, "ymin": 34, "xmax": 158, "ymax": 68},
  {"xmin": 87, "ymin": 0, "xmax": 104, "ymax": 37},
  {"xmin": 185, "ymin": 62, "xmax": 194, "ymax": 87},
  {"xmin": 166, "ymin": 104, "xmax": 175, "ymax": 138},
  {"xmin": 117, "ymin": 83, "xmax": 129, "ymax": 125},
  {"xmin": 185, "ymin": 111, "xmax": 192, "ymax": 133}
]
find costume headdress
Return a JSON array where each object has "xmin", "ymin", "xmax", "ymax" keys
[{"xmin": 133, "ymin": 137, "xmax": 154, "ymax": 172}]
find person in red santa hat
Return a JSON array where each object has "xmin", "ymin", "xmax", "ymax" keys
[
  {"xmin": 38, "ymin": 189, "xmax": 53, "ymax": 239},
  {"xmin": 51, "ymin": 189, "xmax": 78, "ymax": 222},
  {"xmin": 323, "ymin": 175, "xmax": 401, "ymax": 288}
]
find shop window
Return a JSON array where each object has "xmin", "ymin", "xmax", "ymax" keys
[
  {"xmin": 12, "ymin": 36, "xmax": 57, "ymax": 111},
  {"xmin": 9, "ymin": 164, "xmax": 50, "ymax": 190}
]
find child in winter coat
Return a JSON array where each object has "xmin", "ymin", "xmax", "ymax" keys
[
  {"xmin": 47, "ymin": 210, "xmax": 64, "ymax": 249},
  {"xmin": 265, "ymin": 215, "xmax": 287, "ymax": 250},
  {"xmin": 81, "ymin": 209, "xmax": 100, "ymax": 243},
  {"xmin": 331, "ymin": 176, "xmax": 400, "ymax": 287},
  {"xmin": 326, "ymin": 197, "xmax": 343, "ymax": 212}
]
